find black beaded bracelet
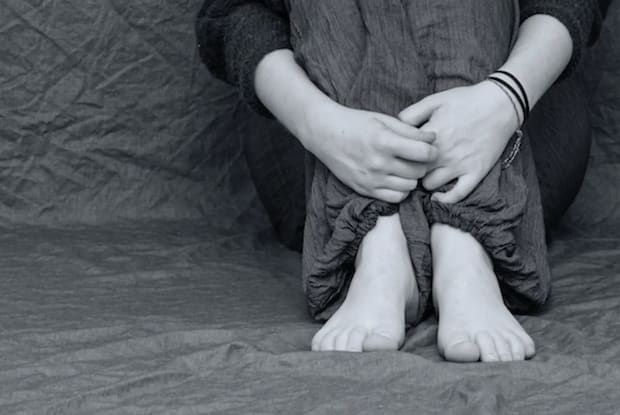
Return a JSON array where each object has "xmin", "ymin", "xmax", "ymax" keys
[
  {"xmin": 487, "ymin": 75, "xmax": 529, "ymax": 122},
  {"xmin": 494, "ymin": 70, "xmax": 530, "ymax": 116}
]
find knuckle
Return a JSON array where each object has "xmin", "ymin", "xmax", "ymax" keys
[
  {"xmin": 421, "ymin": 146, "xmax": 433, "ymax": 161},
  {"xmin": 368, "ymin": 155, "xmax": 384, "ymax": 171},
  {"xmin": 374, "ymin": 133, "xmax": 389, "ymax": 151}
]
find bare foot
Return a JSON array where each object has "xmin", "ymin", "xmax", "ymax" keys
[
  {"xmin": 311, "ymin": 214, "xmax": 419, "ymax": 352},
  {"xmin": 431, "ymin": 224, "xmax": 536, "ymax": 362}
]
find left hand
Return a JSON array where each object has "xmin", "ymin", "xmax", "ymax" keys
[{"xmin": 398, "ymin": 80, "xmax": 520, "ymax": 204}]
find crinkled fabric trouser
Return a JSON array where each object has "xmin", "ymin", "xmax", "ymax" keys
[
  {"xmin": 244, "ymin": 68, "xmax": 591, "ymax": 257},
  {"xmin": 283, "ymin": 0, "xmax": 552, "ymax": 322}
]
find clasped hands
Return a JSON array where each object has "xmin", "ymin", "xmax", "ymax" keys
[{"xmin": 307, "ymin": 80, "xmax": 520, "ymax": 204}]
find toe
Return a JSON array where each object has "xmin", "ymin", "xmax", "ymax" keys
[
  {"xmin": 476, "ymin": 332, "xmax": 500, "ymax": 362},
  {"xmin": 319, "ymin": 329, "xmax": 339, "ymax": 351},
  {"xmin": 334, "ymin": 331, "xmax": 351, "ymax": 351},
  {"xmin": 362, "ymin": 330, "xmax": 401, "ymax": 351},
  {"xmin": 506, "ymin": 333, "xmax": 526, "ymax": 361},
  {"xmin": 440, "ymin": 332, "xmax": 480, "ymax": 363},
  {"xmin": 345, "ymin": 328, "xmax": 366, "ymax": 352},
  {"xmin": 311, "ymin": 327, "xmax": 329, "ymax": 351},
  {"xmin": 522, "ymin": 335, "xmax": 536, "ymax": 359},
  {"xmin": 493, "ymin": 335, "xmax": 514, "ymax": 362},
  {"xmin": 512, "ymin": 330, "xmax": 536, "ymax": 359}
]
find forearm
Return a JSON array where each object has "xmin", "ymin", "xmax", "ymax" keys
[
  {"xmin": 254, "ymin": 49, "xmax": 337, "ymax": 153},
  {"xmin": 498, "ymin": 15, "xmax": 573, "ymax": 110}
]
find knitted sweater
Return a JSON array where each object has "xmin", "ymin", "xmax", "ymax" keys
[{"xmin": 196, "ymin": 0, "xmax": 610, "ymax": 116}]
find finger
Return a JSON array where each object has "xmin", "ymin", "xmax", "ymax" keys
[
  {"xmin": 398, "ymin": 96, "xmax": 440, "ymax": 127},
  {"xmin": 379, "ymin": 176, "xmax": 418, "ymax": 192},
  {"xmin": 422, "ymin": 167, "xmax": 457, "ymax": 191},
  {"xmin": 431, "ymin": 174, "xmax": 477, "ymax": 204},
  {"xmin": 385, "ymin": 158, "xmax": 428, "ymax": 180},
  {"xmin": 373, "ymin": 189, "xmax": 409, "ymax": 204},
  {"xmin": 380, "ymin": 117, "xmax": 436, "ymax": 143},
  {"xmin": 385, "ymin": 135, "xmax": 439, "ymax": 163}
]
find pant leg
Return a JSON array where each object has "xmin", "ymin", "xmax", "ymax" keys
[
  {"xmin": 290, "ymin": 0, "xmax": 438, "ymax": 321},
  {"xmin": 241, "ymin": 72, "xmax": 592, "ymax": 254},
  {"xmin": 289, "ymin": 0, "xmax": 538, "ymax": 321},
  {"xmin": 423, "ymin": 132, "xmax": 551, "ymax": 312},
  {"xmin": 408, "ymin": 0, "xmax": 551, "ymax": 312}
]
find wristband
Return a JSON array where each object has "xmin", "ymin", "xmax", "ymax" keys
[
  {"xmin": 488, "ymin": 78, "xmax": 524, "ymax": 127},
  {"xmin": 487, "ymin": 75, "xmax": 528, "ymax": 122},
  {"xmin": 493, "ymin": 70, "xmax": 530, "ymax": 117}
]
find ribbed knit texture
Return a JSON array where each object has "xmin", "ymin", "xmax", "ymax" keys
[
  {"xmin": 195, "ymin": 1, "xmax": 291, "ymax": 116},
  {"xmin": 196, "ymin": 0, "xmax": 606, "ymax": 117},
  {"xmin": 520, "ymin": 0, "xmax": 603, "ymax": 79}
]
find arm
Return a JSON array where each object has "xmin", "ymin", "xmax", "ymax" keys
[
  {"xmin": 196, "ymin": 1, "xmax": 439, "ymax": 203},
  {"xmin": 196, "ymin": 0, "xmax": 607, "ymax": 117},
  {"xmin": 498, "ymin": 14, "xmax": 573, "ymax": 112},
  {"xmin": 255, "ymin": 50, "xmax": 438, "ymax": 203},
  {"xmin": 519, "ymin": 0, "xmax": 606, "ymax": 81}
]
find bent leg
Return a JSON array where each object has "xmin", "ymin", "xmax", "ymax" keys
[
  {"xmin": 526, "ymin": 71, "xmax": 592, "ymax": 230},
  {"xmin": 407, "ymin": 0, "xmax": 550, "ymax": 361},
  {"xmin": 291, "ymin": 1, "xmax": 437, "ymax": 324},
  {"xmin": 427, "ymin": 133, "xmax": 550, "ymax": 362},
  {"xmin": 311, "ymin": 213, "xmax": 420, "ymax": 352},
  {"xmin": 431, "ymin": 223, "xmax": 536, "ymax": 362},
  {"xmin": 242, "ymin": 121, "xmax": 306, "ymax": 251}
]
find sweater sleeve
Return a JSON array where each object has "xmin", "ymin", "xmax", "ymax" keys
[
  {"xmin": 519, "ymin": 0, "xmax": 605, "ymax": 78},
  {"xmin": 195, "ymin": 0, "xmax": 291, "ymax": 116}
]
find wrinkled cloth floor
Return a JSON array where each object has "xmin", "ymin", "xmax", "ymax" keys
[{"xmin": 2, "ymin": 221, "xmax": 620, "ymax": 414}]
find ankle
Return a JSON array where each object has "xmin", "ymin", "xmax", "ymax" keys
[{"xmin": 356, "ymin": 214, "xmax": 406, "ymax": 268}]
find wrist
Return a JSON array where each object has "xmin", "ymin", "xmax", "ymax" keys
[
  {"xmin": 482, "ymin": 80, "xmax": 522, "ymax": 132},
  {"xmin": 296, "ymin": 95, "xmax": 342, "ymax": 155},
  {"xmin": 254, "ymin": 49, "xmax": 341, "ymax": 154}
]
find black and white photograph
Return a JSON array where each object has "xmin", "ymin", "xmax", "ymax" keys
[{"xmin": 1, "ymin": 0, "xmax": 619, "ymax": 413}]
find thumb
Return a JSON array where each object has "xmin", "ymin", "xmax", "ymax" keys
[
  {"xmin": 398, "ymin": 96, "xmax": 440, "ymax": 127},
  {"xmin": 431, "ymin": 174, "xmax": 477, "ymax": 204}
]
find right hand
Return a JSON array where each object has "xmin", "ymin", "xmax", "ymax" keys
[{"xmin": 303, "ymin": 104, "xmax": 438, "ymax": 203}]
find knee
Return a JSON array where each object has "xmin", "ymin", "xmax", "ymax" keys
[{"xmin": 527, "ymin": 72, "xmax": 592, "ymax": 228}]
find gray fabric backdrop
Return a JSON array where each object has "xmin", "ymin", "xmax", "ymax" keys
[
  {"xmin": 1, "ymin": 0, "xmax": 268, "ymax": 228},
  {"xmin": 1, "ymin": 1, "xmax": 620, "ymax": 414},
  {"xmin": 1, "ymin": 0, "xmax": 618, "ymax": 234}
]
